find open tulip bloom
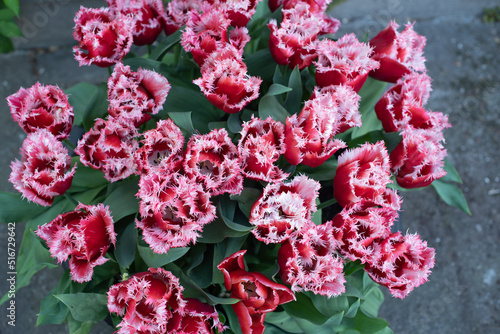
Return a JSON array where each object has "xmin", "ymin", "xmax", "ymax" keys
[{"xmin": 2, "ymin": 1, "xmax": 470, "ymax": 333}]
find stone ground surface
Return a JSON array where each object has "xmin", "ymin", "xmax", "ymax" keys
[{"xmin": 0, "ymin": 0, "xmax": 499, "ymax": 333}]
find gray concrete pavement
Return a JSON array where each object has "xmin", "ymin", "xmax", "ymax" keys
[{"xmin": 0, "ymin": 0, "xmax": 499, "ymax": 333}]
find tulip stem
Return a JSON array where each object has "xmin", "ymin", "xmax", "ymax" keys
[{"xmin": 317, "ymin": 197, "xmax": 337, "ymax": 210}]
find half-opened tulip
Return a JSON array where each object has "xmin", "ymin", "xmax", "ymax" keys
[
  {"xmin": 7, "ymin": 83, "xmax": 74, "ymax": 140},
  {"xmin": 369, "ymin": 21, "xmax": 426, "ymax": 83},
  {"xmin": 73, "ymin": 7, "xmax": 134, "ymax": 67},
  {"xmin": 36, "ymin": 203, "xmax": 116, "ymax": 282},
  {"xmin": 10, "ymin": 129, "xmax": 76, "ymax": 206}
]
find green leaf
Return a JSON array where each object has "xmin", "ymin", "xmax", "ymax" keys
[
  {"xmin": 306, "ymin": 291, "xmax": 349, "ymax": 318},
  {"xmin": 162, "ymin": 86, "xmax": 224, "ymax": 134},
  {"xmin": 282, "ymin": 292, "xmax": 330, "ymax": 325},
  {"xmin": 218, "ymin": 197, "xmax": 254, "ymax": 233},
  {"xmin": 266, "ymin": 83, "xmax": 293, "ymax": 96},
  {"xmin": 352, "ymin": 77, "xmax": 387, "ymax": 138},
  {"xmin": 166, "ymin": 263, "xmax": 239, "ymax": 305},
  {"xmin": 67, "ymin": 316, "xmax": 94, "ymax": 334},
  {"xmin": 0, "ymin": 34, "xmax": 14, "ymax": 53},
  {"xmin": 360, "ymin": 286, "xmax": 385, "ymax": 317},
  {"xmin": 0, "ymin": 192, "xmax": 48, "ymax": 223},
  {"xmin": 114, "ymin": 219, "xmax": 137, "ymax": 269},
  {"xmin": 334, "ymin": 309, "xmax": 389, "ymax": 334},
  {"xmin": 149, "ymin": 30, "xmax": 181, "ymax": 60},
  {"xmin": 266, "ymin": 311, "xmax": 344, "ymax": 334},
  {"xmin": 168, "ymin": 111, "xmax": 196, "ymax": 134},
  {"xmin": 284, "ymin": 66, "xmax": 303, "ymax": 115},
  {"xmin": 81, "ymin": 83, "xmax": 109, "ymax": 131},
  {"xmin": 344, "ymin": 298, "xmax": 361, "ymax": 318},
  {"xmin": 348, "ymin": 131, "xmax": 401, "ymax": 153},
  {"xmin": 295, "ymin": 158, "xmax": 337, "ymax": 182},
  {"xmin": 208, "ymin": 121, "xmax": 227, "ymax": 131},
  {"xmin": 69, "ymin": 157, "xmax": 107, "ymax": 191},
  {"xmin": 0, "ymin": 21, "xmax": 21, "ymax": 37},
  {"xmin": 222, "ymin": 304, "xmax": 244, "ymax": 334},
  {"xmin": 246, "ymin": 48, "xmax": 277, "ymax": 82},
  {"xmin": 431, "ymin": 180, "xmax": 471, "ymax": 215},
  {"xmin": 1, "ymin": 197, "xmax": 73, "ymax": 305},
  {"xmin": 65, "ymin": 83, "xmax": 98, "ymax": 127},
  {"xmin": 3, "ymin": 0, "xmax": 19, "ymax": 16},
  {"xmin": 199, "ymin": 214, "xmax": 250, "ymax": 243},
  {"xmin": 441, "ymin": 159, "xmax": 463, "ymax": 184},
  {"xmin": 0, "ymin": 9, "xmax": 16, "ymax": 21},
  {"xmin": 138, "ymin": 244, "xmax": 190, "ymax": 268},
  {"xmin": 259, "ymin": 95, "xmax": 289, "ymax": 124},
  {"xmin": 227, "ymin": 113, "xmax": 243, "ymax": 133},
  {"xmin": 36, "ymin": 272, "xmax": 73, "ymax": 326},
  {"xmin": 55, "ymin": 293, "xmax": 108, "ymax": 323},
  {"xmin": 230, "ymin": 187, "xmax": 262, "ymax": 218},
  {"xmin": 123, "ymin": 57, "xmax": 164, "ymax": 72},
  {"xmin": 103, "ymin": 178, "xmax": 139, "ymax": 222}
]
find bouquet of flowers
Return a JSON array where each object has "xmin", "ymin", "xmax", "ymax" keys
[{"xmin": 1, "ymin": 0, "xmax": 470, "ymax": 333}]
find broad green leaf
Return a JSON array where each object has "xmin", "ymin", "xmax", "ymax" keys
[
  {"xmin": 352, "ymin": 77, "xmax": 387, "ymax": 138},
  {"xmin": 36, "ymin": 271, "xmax": 73, "ymax": 326},
  {"xmin": 123, "ymin": 57, "xmax": 164, "ymax": 72},
  {"xmin": 0, "ymin": 9, "xmax": 16, "ymax": 21},
  {"xmin": 231, "ymin": 187, "xmax": 262, "ymax": 218},
  {"xmin": 357, "ymin": 77, "xmax": 387, "ymax": 115},
  {"xmin": 267, "ymin": 83, "xmax": 293, "ymax": 96},
  {"xmin": 441, "ymin": 159, "xmax": 463, "ymax": 184},
  {"xmin": 199, "ymin": 215, "xmax": 250, "ymax": 243},
  {"xmin": 259, "ymin": 95, "xmax": 289, "ymax": 124},
  {"xmin": 208, "ymin": 121, "xmax": 227, "ymax": 131},
  {"xmin": 185, "ymin": 244, "xmax": 213, "ymax": 288},
  {"xmin": 81, "ymin": 83, "xmax": 108, "ymax": 131},
  {"xmin": 345, "ymin": 298, "xmax": 361, "ymax": 318},
  {"xmin": 348, "ymin": 130, "xmax": 401, "ymax": 153},
  {"xmin": 222, "ymin": 304, "xmax": 244, "ymax": 334},
  {"xmin": 360, "ymin": 286, "xmax": 385, "ymax": 317},
  {"xmin": 295, "ymin": 158, "xmax": 337, "ymax": 182},
  {"xmin": 266, "ymin": 311, "xmax": 344, "ymax": 334},
  {"xmin": 3, "ymin": 0, "xmax": 19, "ymax": 16},
  {"xmin": 114, "ymin": 219, "xmax": 137, "ymax": 269},
  {"xmin": 0, "ymin": 34, "xmax": 14, "ymax": 53},
  {"xmin": 68, "ymin": 316, "xmax": 94, "ymax": 334},
  {"xmin": 162, "ymin": 86, "xmax": 224, "ymax": 134},
  {"xmin": 55, "ymin": 293, "xmax": 108, "ymax": 323},
  {"xmin": 351, "ymin": 107, "xmax": 383, "ymax": 139},
  {"xmin": 65, "ymin": 83, "xmax": 98, "ymax": 127},
  {"xmin": 103, "ymin": 178, "xmax": 139, "ymax": 222},
  {"xmin": 282, "ymin": 292, "xmax": 330, "ymax": 325},
  {"xmin": 168, "ymin": 111, "xmax": 196, "ymax": 134},
  {"xmin": 166, "ymin": 263, "xmax": 239, "ymax": 305},
  {"xmin": 0, "ymin": 198, "xmax": 74, "ymax": 305},
  {"xmin": 218, "ymin": 197, "xmax": 254, "ymax": 233},
  {"xmin": 0, "ymin": 192, "xmax": 48, "ymax": 223},
  {"xmin": 284, "ymin": 66, "xmax": 303, "ymax": 115},
  {"xmin": 149, "ymin": 30, "xmax": 181, "ymax": 60},
  {"xmin": 306, "ymin": 291, "xmax": 349, "ymax": 318},
  {"xmin": 0, "ymin": 21, "xmax": 21, "ymax": 37},
  {"xmin": 273, "ymin": 66, "xmax": 287, "ymax": 86},
  {"xmin": 138, "ymin": 244, "xmax": 190, "ymax": 268},
  {"xmin": 246, "ymin": 48, "xmax": 277, "ymax": 82},
  {"xmin": 72, "ymin": 186, "xmax": 107, "ymax": 206},
  {"xmin": 431, "ymin": 180, "xmax": 471, "ymax": 215},
  {"xmin": 227, "ymin": 113, "xmax": 243, "ymax": 133},
  {"xmin": 334, "ymin": 309, "xmax": 389, "ymax": 334},
  {"xmin": 69, "ymin": 157, "xmax": 107, "ymax": 191}
]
